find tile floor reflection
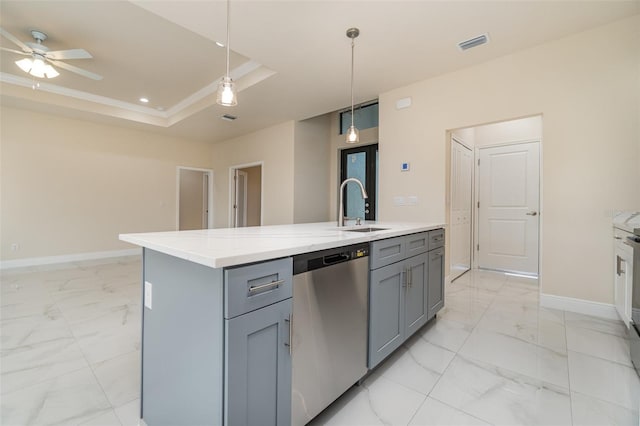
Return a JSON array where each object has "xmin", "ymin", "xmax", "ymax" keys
[{"xmin": 2, "ymin": 259, "xmax": 639, "ymax": 425}]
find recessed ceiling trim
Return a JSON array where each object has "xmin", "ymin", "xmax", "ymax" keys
[{"xmin": 0, "ymin": 72, "xmax": 167, "ymax": 118}]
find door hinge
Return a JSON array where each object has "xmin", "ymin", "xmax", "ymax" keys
[
  {"xmin": 477, "ymin": 159, "xmax": 480, "ymax": 166},
  {"xmin": 477, "ymin": 244, "xmax": 480, "ymax": 251},
  {"xmin": 477, "ymin": 201, "xmax": 480, "ymax": 208}
]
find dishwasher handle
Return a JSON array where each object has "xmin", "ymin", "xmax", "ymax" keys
[{"xmin": 323, "ymin": 253, "xmax": 350, "ymax": 265}]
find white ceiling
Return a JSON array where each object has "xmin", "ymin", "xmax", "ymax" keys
[{"xmin": 1, "ymin": 1, "xmax": 638, "ymax": 143}]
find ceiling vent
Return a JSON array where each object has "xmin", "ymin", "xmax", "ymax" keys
[
  {"xmin": 458, "ymin": 33, "xmax": 489, "ymax": 51},
  {"xmin": 220, "ymin": 114, "xmax": 237, "ymax": 121}
]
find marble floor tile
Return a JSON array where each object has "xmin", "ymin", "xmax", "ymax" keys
[
  {"xmin": 436, "ymin": 296, "xmax": 489, "ymax": 327},
  {"xmin": 114, "ymin": 399, "xmax": 140, "ymax": 426},
  {"xmin": 477, "ymin": 308, "xmax": 567, "ymax": 353},
  {"xmin": 564, "ymin": 311, "xmax": 629, "ymax": 338},
  {"xmin": 568, "ymin": 350, "xmax": 640, "ymax": 411},
  {"xmin": 79, "ymin": 409, "xmax": 122, "ymax": 426},
  {"xmin": 570, "ymin": 391, "xmax": 639, "ymax": 426},
  {"xmin": 0, "ymin": 367, "xmax": 112, "ymax": 426},
  {"xmin": 374, "ymin": 331, "xmax": 455, "ymax": 395},
  {"xmin": 419, "ymin": 317, "xmax": 474, "ymax": 353},
  {"xmin": 1, "ymin": 337, "xmax": 90, "ymax": 395},
  {"xmin": 91, "ymin": 350, "xmax": 140, "ymax": 407},
  {"xmin": 408, "ymin": 397, "xmax": 491, "ymax": 426},
  {"xmin": 310, "ymin": 374, "xmax": 426, "ymax": 426},
  {"xmin": 566, "ymin": 325, "xmax": 631, "ymax": 366},
  {"xmin": 459, "ymin": 328, "xmax": 569, "ymax": 388},
  {"xmin": 1, "ymin": 310, "xmax": 73, "ymax": 350},
  {"xmin": 430, "ymin": 356, "xmax": 572, "ymax": 426}
]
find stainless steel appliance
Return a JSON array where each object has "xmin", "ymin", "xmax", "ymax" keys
[
  {"xmin": 291, "ymin": 243, "xmax": 369, "ymax": 426},
  {"xmin": 627, "ymin": 231, "xmax": 640, "ymax": 377}
]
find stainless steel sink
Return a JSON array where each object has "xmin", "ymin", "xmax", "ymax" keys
[{"xmin": 342, "ymin": 227, "xmax": 388, "ymax": 233}]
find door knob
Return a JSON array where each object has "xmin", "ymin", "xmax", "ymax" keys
[{"xmin": 526, "ymin": 211, "xmax": 538, "ymax": 216}]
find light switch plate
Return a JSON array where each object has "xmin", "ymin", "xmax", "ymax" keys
[{"xmin": 144, "ymin": 281, "xmax": 152, "ymax": 310}]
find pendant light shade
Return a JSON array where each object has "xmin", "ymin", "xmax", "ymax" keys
[
  {"xmin": 346, "ymin": 27, "xmax": 359, "ymax": 144},
  {"xmin": 216, "ymin": 0, "xmax": 237, "ymax": 107}
]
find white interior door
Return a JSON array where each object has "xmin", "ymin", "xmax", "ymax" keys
[
  {"xmin": 450, "ymin": 139, "xmax": 473, "ymax": 281},
  {"xmin": 233, "ymin": 170, "xmax": 248, "ymax": 228},
  {"xmin": 477, "ymin": 142, "xmax": 540, "ymax": 275}
]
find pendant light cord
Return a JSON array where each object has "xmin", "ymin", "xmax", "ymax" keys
[
  {"xmin": 350, "ymin": 37, "xmax": 355, "ymax": 128},
  {"xmin": 225, "ymin": 0, "xmax": 231, "ymax": 78}
]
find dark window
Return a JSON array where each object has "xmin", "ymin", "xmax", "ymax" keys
[{"xmin": 340, "ymin": 102, "xmax": 379, "ymax": 135}]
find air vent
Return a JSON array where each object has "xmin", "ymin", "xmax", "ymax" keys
[
  {"xmin": 220, "ymin": 114, "xmax": 237, "ymax": 121},
  {"xmin": 458, "ymin": 33, "xmax": 489, "ymax": 51}
]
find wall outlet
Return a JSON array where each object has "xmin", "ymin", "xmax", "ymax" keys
[
  {"xmin": 144, "ymin": 281, "xmax": 153, "ymax": 310},
  {"xmin": 407, "ymin": 196, "xmax": 418, "ymax": 205},
  {"xmin": 10, "ymin": 243, "xmax": 19, "ymax": 252},
  {"xmin": 393, "ymin": 196, "xmax": 406, "ymax": 206}
]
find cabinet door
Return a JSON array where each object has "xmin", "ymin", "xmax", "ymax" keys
[
  {"xmin": 427, "ymin": 248, "xmax": 445, "ymax": 319},
  {"xmin": 369, "ymin": 262, "xmax": 405, "ymax": 368},
  {"xmin": 225, "ymin": 299, "xmax": 292, "ymax": 426},
  {"xmin": 405, "ymin": 253, "xmax": 428, "ymax": 338},
  {"xmin": 615, "ymin": 250, "xmax": 632, "ymax": 327}
]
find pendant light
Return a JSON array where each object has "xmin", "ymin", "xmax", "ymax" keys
[
  {"xmin": 216, "ymin": 0, "xmax": 237, "ymax": 106},
  {"xmin": 345, "ymin": 27, "xmax": 360, "ymax": 144}
]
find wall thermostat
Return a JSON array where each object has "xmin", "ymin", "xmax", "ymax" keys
[{"xmin": 401, "ymin": 162, "xmax": 410, "ymax": 171}]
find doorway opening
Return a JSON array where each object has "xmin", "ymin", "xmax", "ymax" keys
[
  {"xmin": 229, "ymin": 163, "xmax": 263, "ymax": 227},
  {"xmin": 177, "ymin": 167, "xmax": 214, "ymax": 231},
  {"xmin": 448, "ymin": 115, "xmax": 542, "ymax": 280},
  {"xmin": 340, "ymin": 143, "xmax": 378, "ymax": 221}
]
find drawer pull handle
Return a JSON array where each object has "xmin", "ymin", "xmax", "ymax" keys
[{"xmin": 248, "ymin": 279, "xmax": 285, "ymax": 295}]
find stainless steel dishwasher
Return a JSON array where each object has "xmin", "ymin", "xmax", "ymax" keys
[{"xmin": 291, "ymin": 243, "xmax": 369, "ymax": 426}]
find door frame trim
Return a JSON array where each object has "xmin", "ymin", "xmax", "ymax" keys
[
  {"xmin": 449, "ymin": 136, "xmax": 474, "ymax": 281},
  {"xmin": 176, "ymin": 166, "xmax": 215, "ymax": 231},
  {"xmin": 228, "ymin": 161, "xmax": 264, "ymax": 228},
  {"xmin": 473, "ymin": 138, "xmax": 541, "ymax": 274}
]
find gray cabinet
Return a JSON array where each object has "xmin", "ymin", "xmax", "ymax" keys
[
  {"xmin": 225, "ymin": 299, "xmax": 292, "ymax": 426},
  {"xmin": 224, "ymin": 258, "xmax": 293, "ymax": 426},
  {"xmin": 140, "ymin": 251, "xmax": 292, "ymax": 426},
  {"xmin": 405, "ymin": 253, "xmax": 428, "ymax": 337},
  {"xmin": 369, "ymin": 261, "xmax": 405, "ymax": 366},
  {"xmin": 427, "ymin": 247, "xmax": 444, "ymax": 319},
  {"xmin": 368, "ymin": 230, "xmax": 444, "ymax": 369}
]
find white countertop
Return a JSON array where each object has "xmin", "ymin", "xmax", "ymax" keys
[
  {"xmin": 119, "ymin": 221, "xmax": 445, "ymax": 268},
  {"xmin": 613, "ymin": 211, "xmax": 640, "ymax": 234}
]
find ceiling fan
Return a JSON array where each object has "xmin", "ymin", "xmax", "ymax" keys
[{"xmin": 0, "ymin": 27, "xmax": 102, "ymax": 80}]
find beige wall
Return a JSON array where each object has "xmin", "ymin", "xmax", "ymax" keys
[
  {"xmin": 293, "ymin": 115, "xmax": 331, "ymax": 223},
  {"xmin": 241, "ymin": 165, "xmax": 262, "ymax": 227},
  {"xmin": 211, "ymin": 121, "xmax": 295, "ymax": 228},
  {"xmin": 379, "ymin": 15, "xmax": 640, "ymax": 304},
  {"xmin": 474, "ymin": 116, "xmax": 542, "ymax": 147},
  {"xmin": 0, "ymin": 106, "xmax": 213, "ymax": 260},
  {"xmin": 328, "ymin": 110, "xmax": 379, "ymax": 222}
]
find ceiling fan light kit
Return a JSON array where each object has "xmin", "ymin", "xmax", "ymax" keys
[
  {"xmin": 1, "ymin": 27, "xmax": 102, "ymax": 80},
  {"xmin": 16, "ymin": 55, "xmax": 59, "ymax": 78},
  {"xmin": 346, "ymin": 27, "xmax": 360, "ymax": 144},
  {"xmin": 216, "ymin": 0, "xmax": 237, "ymax": 107}
]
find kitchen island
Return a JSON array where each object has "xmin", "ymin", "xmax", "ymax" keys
[{"xmin": 120, "ymin": 221, "xmax": 445, "ymax": 426}]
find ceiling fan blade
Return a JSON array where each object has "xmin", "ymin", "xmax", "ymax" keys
[
  {"xmin": 0, "ymin": 27, "xmax": 31, "ymax": 52},
  {"xmin": 48, "ymin": 59, "xmax": 103, "ymax": 80},
  {"xmin": 46, "ymin": 48, "xmax": 93, "ymax": 60},
  {"xmin": 0, "ymin": 46, "xmax": 30, "ymax": 56}
]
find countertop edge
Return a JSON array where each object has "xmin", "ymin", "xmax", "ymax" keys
[{"xmin": 119, "ymin": 222, "xmax": 445, "ymax": 268}]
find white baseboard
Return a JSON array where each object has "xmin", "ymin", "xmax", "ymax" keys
[
  {"xmin": 540, "ymin": 293, "xmax": 620, "ymax": 321},
  {"xmin": 0, "ymin": 248, "xmax": 142, "ymax": 270}
]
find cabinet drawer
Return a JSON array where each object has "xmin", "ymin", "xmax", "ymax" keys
[
  {"xmin": 370, "ymin": 236, "xmax": 405, "ymax": 270},
  {"xmin": 405, "ymin": 232, "xmax": 428, "ymax": 257},
  {"xmin": 427, "ymin": 229, "xmax": 444, "ymax": 251},
  {"xmin": 225, "ymin": 257, "xmax": 293, "ymax": 319}
]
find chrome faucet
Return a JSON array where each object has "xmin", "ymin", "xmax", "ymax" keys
[{"xmin": 338, "ymin": 178, "xmax": 368, "ymax": 227}]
